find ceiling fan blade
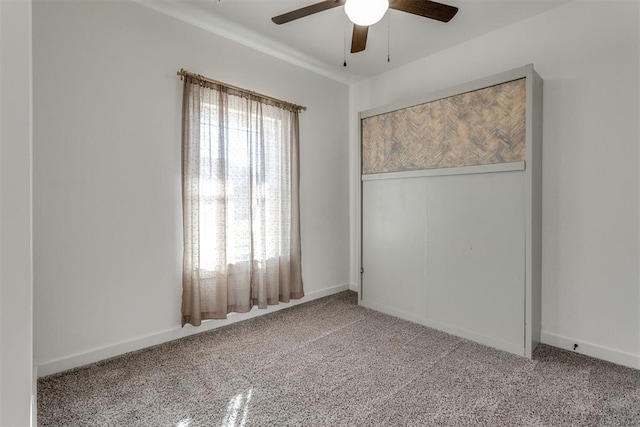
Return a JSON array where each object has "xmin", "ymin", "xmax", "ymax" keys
[
  {"xmin": 390, "ymin": 0, "xmax": 458, "ymax": 22},
  {"xmin": 351, "ymin": 25, "xmax": 368, "ymax": 53},
  {"xmin": 272, "ymin": 0, "xmax": 346, "ymax": 25}
]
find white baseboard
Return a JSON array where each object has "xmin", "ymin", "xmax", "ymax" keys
[
  {"xmin": 540, "ymin": 331, "xmax": 640, "ymax": 370},
  {"xmin": 36, "ymin": 283, "xmax": 351, "ymax": 377},
  {"xmin": 348, "ymin": 282, "xmax": 358, "ymax": 292}
]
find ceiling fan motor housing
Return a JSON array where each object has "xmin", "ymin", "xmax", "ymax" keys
[{"xmin": 344, "ymin": 0, "xmax": 390, "ymax": 26}]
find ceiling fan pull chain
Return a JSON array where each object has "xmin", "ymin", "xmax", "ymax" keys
[
  {"xmin": 387, "ymin": 11, "xmax": 391, "ymax": 63},
  {"xmin": 343, "ymin": 13, "xmax": 348, "ymax": 67}
]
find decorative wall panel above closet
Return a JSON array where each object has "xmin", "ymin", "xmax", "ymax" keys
[{"xmin": 362, "ymin": 78, "xmax": 526, "ymax": 174}]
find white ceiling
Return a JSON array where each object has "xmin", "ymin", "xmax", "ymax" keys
[{"xmin": 139, "ymin": 0, "xmax": 568, "ymax": 83}]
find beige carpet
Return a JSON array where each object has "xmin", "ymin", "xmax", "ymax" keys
[{"xmin": 38, "ymin": 291, "xmax": 640, "ymax": 426}]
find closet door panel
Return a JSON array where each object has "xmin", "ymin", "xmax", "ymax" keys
[
  {"xmin": 361, "ymin": 178, "xmax": 428, "ymax": 320},
  {"xmin": 425, "ymin": 171, "xmax": 525, "ymax": 353}
]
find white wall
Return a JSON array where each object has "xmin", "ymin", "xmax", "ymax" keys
[
  {"xmin": 352, "ymin": 1, "xmax": 640, "ymax": 368},
  {"xmin": 33, "ymin": 0, "xmax": 349, "ymax": 374},
  {"xmin": 0, "ymin": 0, "xmax": 34, "ymax": 424}
]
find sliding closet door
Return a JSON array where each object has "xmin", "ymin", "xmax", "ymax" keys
[{"xmin": 362, "ymin": 170, "xmax": 525, "ymax": 355}]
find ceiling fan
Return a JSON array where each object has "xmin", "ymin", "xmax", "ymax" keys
[{"xmin": 272, "ymin": 0, "xmax": 459, "ymax": 54}]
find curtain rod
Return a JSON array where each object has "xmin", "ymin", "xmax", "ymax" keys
[{"xmin": 177, "ymin": 68, "xmax": 307, "ymax": 112}]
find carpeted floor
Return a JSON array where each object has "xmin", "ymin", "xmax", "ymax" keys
[{"xmin": 38, "ymin": 291, "xmax": 640, "ymax": 426}]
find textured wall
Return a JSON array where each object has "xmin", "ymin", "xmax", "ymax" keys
[{"xmin": 362, "ymin": 79, "xmax": 526, "ymax": 174}]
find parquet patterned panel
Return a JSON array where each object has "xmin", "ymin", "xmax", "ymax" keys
[{"xmin": 362, "ymin": 78, "xmax": 526, "ymax": 174}]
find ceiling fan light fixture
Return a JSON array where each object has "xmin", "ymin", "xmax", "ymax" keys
[{"xmin": 344, "ymin": 0, "xmax": 389, "ymax": 26}]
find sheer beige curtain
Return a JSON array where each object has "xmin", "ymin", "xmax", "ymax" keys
[{"xmin": 181, "ymin": 75, "xmax": 303, "ymax": 327}]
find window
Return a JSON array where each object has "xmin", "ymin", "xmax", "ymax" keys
[
  {"xmin": 180, "ymin": 73, "xmax": 304, "ymax": 326},
  {"xmin": 198, "ymin": 103, "xmax": 286, "ymax": 270}
]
